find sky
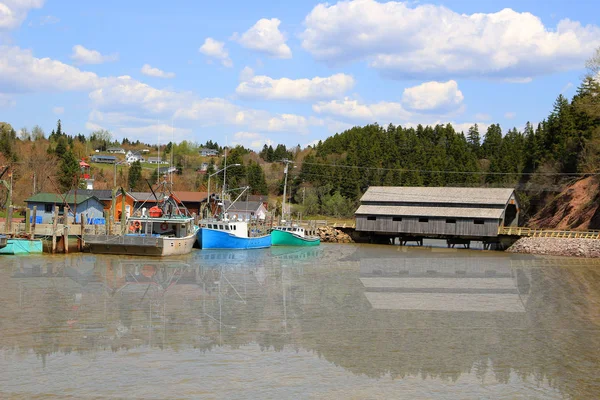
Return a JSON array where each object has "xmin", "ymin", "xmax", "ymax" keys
[{"xmin": 0, "ymin": 0, "xmax": 599, "ymax": 150}]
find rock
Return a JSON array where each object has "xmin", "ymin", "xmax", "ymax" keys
[{"xmin": 507, "ymin": 237, "xmax": 600, "ymax": 258}]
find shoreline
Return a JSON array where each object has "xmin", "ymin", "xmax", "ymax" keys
[{"xmin": 507, "ymin": 237, "xmax": 600, "ymax": 258}]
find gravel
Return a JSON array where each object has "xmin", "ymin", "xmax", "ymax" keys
[{"xmin": 507, "ymin": 237, "xmax": 600, "ymax": 258}]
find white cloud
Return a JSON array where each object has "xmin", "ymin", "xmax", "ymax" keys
[
  {"xmin": 239, "ymin": 66, "xmax": 254, "ymax": 82},
  {"xmin": 401, "ymin": 80, "xmax": 463, "ymax": 112},
  {"xmin": 561, "ymin": 82, "xmax": 574, "ymax": 94},
  {"xmin": 232, "ymin": 132, "xmax": 274, "ymax": 150},
  {"xmin": 0, "ymin": 93, "xmax": 15, "ymax": 108},
  {"xmin": 141, "ymin": 64, "xmax": 175, "ymax": 79},
  {"xmin": 0, "ymin": 46, "xmax": 101, "ymax": 93},
  {"xmin": 0, "ymin": 0, "xmax": 44, "ymax": 30},
  {"xmin": 237, "ymin": 18, "xmax": 292, "ymax": 59},
  {"xmin": 313, "ymin": 97, "xmax": 412, "ymax": 121},
  {"xmin": 52, "ymin": 106, "xmax": 64, "ymax": 114},
  {"xmin": 474, "ymin": 113, "xmax": 491, "ymax": 121},
  {"xmin": 505, "ymin": 111, "xmax": 516, "ymax": 119},
  {"xmin": 71, "ymin": 45, "xmax": 118, "ymax": 65},
  {"xmin": 199, "ymin": 38, "xmax": 233, "ymax": 67},
  {"xmin": 236, "ymin": 73, "xmax": 354, "ymax": 101},
  {"xmin": 301, "ymin": 0, "xmax": 600, "ymax": 80},
  {"xmin": 39, "ymin": 15, "xmax": 59, "ymax": 25},
  {"xmin": 119, "ymin": 124, "xmax": 192, "ymax": 142}
]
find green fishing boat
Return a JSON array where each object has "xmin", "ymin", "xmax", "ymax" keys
[
  {"xmin": 271, "ymin": 226, "xmax": 320, "ymax": 246},
  {"xmin": 0, "ymin": 237, "xmax": 44, "ymax": 255}
]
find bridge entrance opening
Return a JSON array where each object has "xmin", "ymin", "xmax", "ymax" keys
[{"xmin": 504, "ymin": 204, "xmax": 518, "ymax": 226}]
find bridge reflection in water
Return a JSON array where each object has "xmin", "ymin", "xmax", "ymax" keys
[{"xmin": 0, "ymin": 247, "xmax": 598, "ymax": 399}]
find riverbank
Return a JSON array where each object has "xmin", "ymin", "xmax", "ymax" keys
[{"xmin": 507, "ymin": 237, "xmax": 600, "ymax": 258}]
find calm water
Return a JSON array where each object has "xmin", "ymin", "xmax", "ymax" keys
[{"xmin": 1, "ymin": 244, "xmax": 599, "ymax": 399}]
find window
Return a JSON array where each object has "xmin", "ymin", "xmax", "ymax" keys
[
  {"xmin": 45, "ymin": 204, "xmax": 53, "ymax": 213},
  {"xmin": 219, "ymin": 225, "xmax": 223, "ymax": 230},
  {"xmin": 367, "ymin": 216, "xmax": 376, "ymax": 221},
  {"xmin": 233, "ymin": 225, "xmax": 236, "ymax": 230},
  {"xmin": 393, "ymin": 217, "xmax": 402, "ymax": 222},
  {"xmin": 419, "ymin": 218, "xmax": 429, "ymax": 223},
  {"xmin": 474, "ymin": 219, "xmax": 484, "ymax": 225},
  {"xmin": 446, "ymin": 218, "xmax": 457, "ymax": 224},
  {"xmin": 224, "ymin": 225, "xmax": 229, "ymax": 231}
]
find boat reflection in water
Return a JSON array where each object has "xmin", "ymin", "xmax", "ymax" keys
[{"xmin": 0, "ymin": 248, "xmax": 599, "ymax": 399}]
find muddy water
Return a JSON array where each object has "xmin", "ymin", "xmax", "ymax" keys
[{"xmin": 0, "ymin": 244, "xmax": 599, "ymax": 399}]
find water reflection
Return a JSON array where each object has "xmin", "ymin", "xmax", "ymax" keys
[{"xmin": 0, "ymin": 247, "xmax": 599, "ymax": 398}]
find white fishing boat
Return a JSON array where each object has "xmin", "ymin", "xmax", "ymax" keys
[{"xmin": 84, "ymin": 187, "xmax": 198, "ymax": 257}]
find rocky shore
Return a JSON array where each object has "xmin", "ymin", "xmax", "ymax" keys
[
  {"xmin": 507, "ymin": 237, "xmax": 600, "ymax": 258},
  {"xmin": 316, "ymin": 226, "xmax": 354, "ymax": 243}
]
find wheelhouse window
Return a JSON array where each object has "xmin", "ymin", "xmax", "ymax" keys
[
  {"xmin": 418, "ymin": 218, "xmax": 429, "ymax": 223},
  {"xmin": 474, "ymin": 219, "xmax": 484, "ymax": 225},
  {"xmin": 367, "ymin": 216, "xmax": 376, "ymax": 221}
]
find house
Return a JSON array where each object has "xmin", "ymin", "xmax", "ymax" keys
[
  {"xmin": 66, "ymin": 189, "xmax": 136, "ymax": 222},
  {"xmin": 140, "ymin": 149, "xmax": 151, "ymax": 153},
  {"xmin": 106, "ymin": 147, "xmax": 126, "ymax": 154},
  {"xmin": 246, "ymin": 194, "xmax": 269, "ymax": 210},
  {"xmin": 199, "ymin": 147, "xmax": 219, "ymax": 157},
  {"xmin": 197, "ymin": 162, "xmax": 209, "ymax": 172},
  {"xmin": 90, "ymin": 155, "xmax": 117, "ymax": 164},
  {"xmin": 126, "ymin": 150, "xmax": 145, "ymax": 164},
  {"xmin": 222, "ymin": 200, "xmax": 268, "ymax": 221},
  {"xmin": 147, "ymin": 157, "xmax": 167, "ymax": 164},
  {"xmin": 172, "ymin": 191, "xmax": 208, "ymax": 215},
  {"xmin": 355, "ymin": 187, "xmax": 519, "ymax": 239},
  {"xmin": 158, "ymin": 166, "xmax": 178, "ymax": 174},
  {"xmin": 25, "ymin": 193, "xmax": 105, "ymax": 224}
]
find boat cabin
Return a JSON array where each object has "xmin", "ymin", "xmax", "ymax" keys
[
  {"xmin": 127, "ymin": 217, "xmax": 193, "ymax": 238},
  {"xmin": 275, "ymin": 226, "xmax": 305, "ymax": 237},
  {"xmin": 202, "ymin": 221, "xmax": 250, "ymax": 238}
]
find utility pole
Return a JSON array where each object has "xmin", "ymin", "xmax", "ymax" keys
[{"xmin": 281, "ymin": 159, "xmax": 292, "ymax": 223}]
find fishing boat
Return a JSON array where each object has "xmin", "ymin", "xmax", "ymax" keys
[
  {"xmin": 271, "ymin": 225, "xmax": 320, "ymax": 246},
  {"xmin": 0, "ymin": 236, "xmax": 44, "ymax": 254},
  {"xmin": 197, "ymin": 219, "xmax": 271, "ymax": 250},
  {"xmin": 84, "ymin": 187, "xmax": 198, "ymax": 257}
]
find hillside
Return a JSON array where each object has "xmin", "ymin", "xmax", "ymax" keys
[{"xmin": 528, "ymin": 177, "xmax": 600, "ymax": 230}]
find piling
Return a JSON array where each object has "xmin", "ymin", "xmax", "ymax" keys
[
  {"xmin": 63, "ymin": 222, "xmax": 69, "ymax": 254},
  {"xmin": 25, "ymin": 208, "xmax": 30, "ymax": 236},
  {"xmin": 79, "ymin": 212, "xmax": 85, "ymax": 251},
  {"xmin": 6, "ymin": 205, "xmax": 13, "ymax": 234},
  {"xmin": 52, "ymin": 205, "xmax": 58, "ymax": 254},
  {"xmin": 120, "ymin": 190, "xmax": 126, "ymax": 235},
  {"xmin": 32, "ymin": 206, "xmax": 37, "ymax": 236}
]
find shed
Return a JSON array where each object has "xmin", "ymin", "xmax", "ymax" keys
[
  {"xmin": 173, "ymin": 191, "xmax": 207, "ymax": 215},
  {"xmin": 25, "ymin": 193, "xmax": 105, "ymax": 224},
  {"xmin": 355, "ymin": 187, "xmax": 519, "ymax": 238},
  {"xmin": 223, "ymin": 200, "xmax": 267, "ymax": 221},
  {"xmin": 91, "ymin": 155, "xmax": 117, "ymax": 164},
  {"xmin": 66, "ymin": 189, "xmax": 136, "ymax": 221}
]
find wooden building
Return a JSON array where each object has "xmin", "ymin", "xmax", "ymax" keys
[
  {"xmin": 66, "ymin": 189, "xmax": 136, "ymax": 221},
  {"xmin": 355, "ymin": 187, "xmax": 519, "ymax": 239},
  {"xmin": 25, "ymin": 193, "xmax": 105, "ymax": 223}
]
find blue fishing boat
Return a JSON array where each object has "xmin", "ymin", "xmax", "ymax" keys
[{"xmin": 197, "ymin": 220, "xmax": 271, "ymax": 250}]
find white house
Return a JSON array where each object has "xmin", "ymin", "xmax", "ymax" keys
[
  {"xmin": 199, "ymin": 147, "xmax": 219, "ymax": 157},
  {"xmin": 126, "ymin": 150, "xmax": 145, "ymax": 164},
  {"xmin": 107, "ymin": 147, "xmax": 126, "ymax": 154},
  {"xmin": 147, "ymin": 156, "xmax": 168, "ymax": 164}
]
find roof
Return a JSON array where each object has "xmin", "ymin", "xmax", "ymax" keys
[
  {"xmin": 360, "ymin": 186, "xmax": 515, "ymax": 206},
  {"xmin": 92, "ymin": 155, "xmax": 117, "ymax": 160},
  {"xmin": 107, "ymin": 147, "xmax": 124, "ymax": 151},
  {"xmin": 65, "ymin": 189, "xmax": 134, "ymax": 201},
  {"xmin": 147, "ymin": 157, "xmax": 162, "ymax": 162},
  {"xmin": 224, "ymin": 200, "xmax": 265, "ymax": 212},
  {"xmin": 199, "ymin": 147, "xmax": 218, "ymax": 152},
  {"xmin": 130, "ymin": 192, "xmax": 158, "ymax": 202},
  {"xmin": 26, "ymin": 193, "xmax": 101, "ymax": 205},
  {"xmin": 355, "ymin": 205, "xmax": 504, "ymax": 219},
  {"xmin": 173, "ymin": 191, "xmax": 208, "ymax": 202}
]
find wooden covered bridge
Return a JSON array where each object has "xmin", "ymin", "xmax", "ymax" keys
[{"xmin": 355, "ymin": 186, "xmax": 521, "ymax": 248}]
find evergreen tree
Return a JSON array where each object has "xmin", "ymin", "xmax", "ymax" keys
[
  {"xmin": 128, "ymin": 160, "xmax": 143, "ymax": 191},
  {"xmin": 247, "ymin": 161, "xmax": 268, "ymax": 195},
  {"xmin": 58, "ymin": 148, "xmax": 79, "ymax": 192},
  {"xmin": 467, "ymin": 124, "xmax": 481, "ymax": 157}
]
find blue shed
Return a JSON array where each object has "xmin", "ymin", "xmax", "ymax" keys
[{"xmin": 25, "ymin": 193, "xmax": 105, "ymax": 224}]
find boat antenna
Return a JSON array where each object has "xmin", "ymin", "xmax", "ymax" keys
[{"xmin": 146, "ymin": 179, "xmax": 159, "ymax": 201}]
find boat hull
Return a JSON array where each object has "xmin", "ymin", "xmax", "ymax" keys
[
  {"xmin": 0, "ymin": 238, "xmax": 44, "ymax": 255},
  {"xmin": 198, "ymin": 228, "xmax": 271, "ymax": 249},
  {"xmin": 271, "ymin": 229, "xmax": 320, "ymax": 246},
  {"xmin": 85, "ymin": 231, "xmax": 198, "ymax": 257}
]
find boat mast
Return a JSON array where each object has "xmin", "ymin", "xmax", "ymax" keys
[{"xmin": 222, "ymin": 142, "xmax": 228, "ymax": 212}]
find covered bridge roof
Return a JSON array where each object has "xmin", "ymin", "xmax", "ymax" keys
[{"xmin": 360, "ymin": 187, "xmax": 515, "ymax": 206}]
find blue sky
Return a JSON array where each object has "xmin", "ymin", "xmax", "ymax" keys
[{"xmin": 1, "ymin": 0, "xmax": 599, "ymax": 149}]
